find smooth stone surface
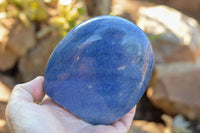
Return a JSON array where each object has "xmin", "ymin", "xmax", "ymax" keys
[{"xmin": 44, "ymin": 15, "xmax": 154, "ymax": 125}]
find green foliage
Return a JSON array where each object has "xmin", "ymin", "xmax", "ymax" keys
[
  {"xmin": 0, "ymin": 0, "xmax": 87, "ymax": 36},
  {"xmin": 0, "ymin": 0, "xmax": 6, "ymax": 11},
  {"xmin": 49, "ymin": 1, "xmax": 87, "ymax": 37},
  {"xmin": 8, "ymin": 0, "xmax": 48, "ymax": 21},
  {"xmin": 147, "ymin": 33, "xmax": 162, "ymax": 41}
]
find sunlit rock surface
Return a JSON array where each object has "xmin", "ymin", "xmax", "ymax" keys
[{"xmin": 137, "ymin": 6, "xmax": 200, "ymax": 63}]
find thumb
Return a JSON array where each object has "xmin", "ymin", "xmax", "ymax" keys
[
  {"xmin": 9, "ymin": 76, "xmax": 45, "ymax": 103},
  {"xmin": 5, "ymin": 76, "xmax": 45, "ymax": 133}
]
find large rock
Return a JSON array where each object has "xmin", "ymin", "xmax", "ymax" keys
[
  {"xmin": 128, "ymin": 120, "xmax": 165, "ymax": 133},
  {"xmin": 0, "ymin": 18, "xmax": 36, "ymax": 57},
  {"xmin": 0, "ymin": 81, "xmax": 11, "ymax": 102},
  {"xmin": 148, "ymin": 0, "xmax": 200, "ymax": 21},
  {"xmin": 18, "ymin": 32, "xmax": 61, "ymax": 82},
  {"xmin": 0, "ymin": 18, "xmax": 14, "ymax": 45},
  {"xmin": 147, "ymin": 61, "xmax": 200, "ymax": 120},
  {"xmin": 0, "ymin": 48, "xmax": 17, "ymax": 71},
  {"xmin": 0, "ymin": 74, "xmax": 15, "ymax": 102},
  {"xmin": 0, "ymin": 75, "xmax": 14, "ymax": 133},
  {"xmin": 0, "ymin": 74, "xmax": 16, "ymax": 90},
  {"xmin": 0, "ymin": 75, "xmax": 13, "ymax": 123},
  {"xmin": 6, "ymin": 19, "xmax": 36, "ymax": 57},
  {"xmin": 137, "ymin": 6, "xmax": 200, "ymax": 63},
  {"xmin": 164, "ymin": 0, "xmax": 200, "ymax": 14},
  {"xmin": 0, "ymin": 18, "xmax": 17, "ymax": 71},
  {"xmin": 0, "ymin": 18, "xmax": 36, "ymax": 71}
]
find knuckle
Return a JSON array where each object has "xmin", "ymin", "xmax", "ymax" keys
[{"xmin": 14, "ymin": 84, "xmax": 24, "ymax": 90}]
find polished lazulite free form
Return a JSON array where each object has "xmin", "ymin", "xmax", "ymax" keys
[{"xmin": 44, "ymin": 15, "xmax": 154, "ymax": 125}]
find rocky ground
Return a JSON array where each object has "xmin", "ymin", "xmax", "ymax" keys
[
  {"xmin": 1, "ymin": 0, "xmax": 200, "ymax": 133},
  {"xmin": 113, "ymin": 0, "xmax": 200, "ymax": 132}
]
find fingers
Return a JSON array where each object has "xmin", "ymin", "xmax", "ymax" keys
[
  {"xmin": 5, "ymin": 76, "xmax": 45, "ymax": 132},
  {"xmin": 112, "ymin": 106, "xmax": 136, "ymax": 133},
  {"xmin": 88, "ymin": 106, "xmax": 137, "ymax": 133},
  {"xmin": 9, "ymin": 76, "xmax": 45, "ymax": 103}
]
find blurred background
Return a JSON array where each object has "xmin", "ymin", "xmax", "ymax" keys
[{"xmin": 0, "ymin": 0, "xmax": 200, "ymax": 133}]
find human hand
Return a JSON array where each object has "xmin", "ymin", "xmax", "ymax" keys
[{"xmin": 6, "ymin": 76, "xmax": 136, "ymax": 133}]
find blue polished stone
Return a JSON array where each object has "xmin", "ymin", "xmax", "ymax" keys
[{"xmin": 44, "ymin": 15, "xmax": 154, "ymax": 125}]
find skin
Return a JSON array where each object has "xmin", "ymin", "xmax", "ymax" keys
[{"xmin": 5, "ymin": 76, "xmax": 136, "ymax": 133}]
